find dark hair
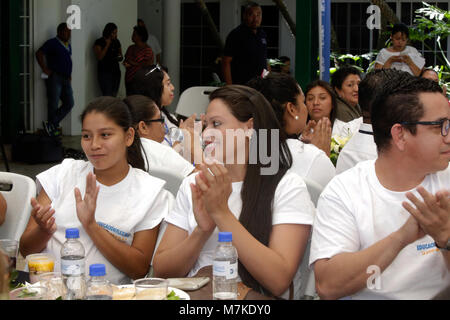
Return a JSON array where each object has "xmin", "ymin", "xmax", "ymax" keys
[
  {"xmin": 247, "ymin": 72, "xmax": 301, "ymax": 134},
  {"xmin": 331, "ymin": 66, "xmax": 362, "ymax": 91},
  {"xmin": 127, "ymin": 64, "xmax": 180, "ymax": 127},
  {"xmin": 124, "ymin": 95, "xmax": 159, "ymax": 128},
  {"xmin": 103, "ymin": 23, "xmax": 118, "ymax": 39},
  {"xmin": 133, "ymin": 25, "xmax": 148, "ymax": 43},
  {"xmin": 81, "ymin": 96, "xmax": 146, "ymax": 171},
  {"xmin": 420, "ymin": 68, "xmax": 439, "ymax": 79},
  {"xmin": 278, "ymin": 56, "xmax": 290, "ymax": 63},
  {"xmin": 391, "ymin": 23, "xmax": 409, "ymax": 38},
  {"xmin": 371, "ymin": 75, "xmax": 443, "ymax": 153},
  {"xmin": 57, "ymin": 22, "xmax": 68, "ymax": 34},
  {"xmin": 209, "ymin": 85, "xmax": 292, "ymax": 295},
  {"xmin": 359, "ymin": 69, "xmax": 410, "ymax": 115},
  {"xmin": 305, "ymin": 79, "xmax": 337, "ymax": 124},
  {"xmin": 244, "ymin": 1, "xmax": 261, "ymax": 14}
]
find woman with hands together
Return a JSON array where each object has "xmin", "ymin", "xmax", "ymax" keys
[
  {"xmin": 20, "ymin": 97, "xmax": 171, "ymax": 284},
  {"xmin": 153, "ymin": 86, "xmax": 315, "ymax": 299}
]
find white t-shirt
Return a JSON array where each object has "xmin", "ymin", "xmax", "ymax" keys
[
  {"xmin": 165, "ymin": 171, "xmax": 316, "ymax": 299},
  {"xmin": 375, "ymin": 46, "xmax": 426, "ymax": 75},
  {"xmin": 286, "ymin": 139, "xmax": 335, "ymax": 189},
  {"xmin": 147, "ymin": 34, "xmax": 161, "ymax": 64},
  {"xmin": 310, "ymin": 160, "xmax": 450, "ymax": 299},
  {"xmin": 36, "ymin": 159, "xmax": 171, "ymax": 285},
  {"xmin": 141, "ymin": 137, "xmax": 194, "ymax": 178},
  {"xmin": 335, "ymin": 123, "xmax": 378, "ymax": 174}
]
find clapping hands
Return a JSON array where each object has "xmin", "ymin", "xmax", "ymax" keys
[{"xmin": 74, "ymin": 172, "xmax": 100, "ymax": 229}]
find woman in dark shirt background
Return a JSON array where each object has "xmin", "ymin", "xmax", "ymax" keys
[{"xmin": 94, "ymin": 23, "xmax": 123, "ymax": 97}]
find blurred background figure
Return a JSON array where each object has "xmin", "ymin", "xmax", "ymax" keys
[
  {"xmin": 421, "ymin": 68, "xmax": 447, "ymax": 96},
  {"xmin": 123, "ymin": 25, "xmax": 154, "ymax": 95},
  {"xmin": 138, "ymin": 19, "xmax": 162, "ymax": 65},
  {"xmin": 271, "ymin": 56, "xmax": 291, "ymax": 74},
  {"xmin": 94, "ymin": 23, "xmax": 123, "ymax": 97}
]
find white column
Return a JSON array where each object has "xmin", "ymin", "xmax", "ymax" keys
[{"xmin": 162, "ymin": 0, "xmax": 181, "ymax": 113}]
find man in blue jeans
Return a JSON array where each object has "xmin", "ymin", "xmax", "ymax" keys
[{"xmin": 36, "ymin": 23, "xmax": 74, "ymax": 137}]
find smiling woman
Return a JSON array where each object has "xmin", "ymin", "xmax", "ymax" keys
[{"xmin": 19, "ymin": 96, "xmax": 173, "ymax": 286}]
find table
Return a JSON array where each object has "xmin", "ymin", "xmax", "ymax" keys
[{"xmin": 14, "ymin": 267, "xmax": 273, "ymax": 300}]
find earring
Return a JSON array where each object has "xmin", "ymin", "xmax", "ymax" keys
[{"xmin": 295, "ymin": 116, "xmax": 299, "ymax": 120}]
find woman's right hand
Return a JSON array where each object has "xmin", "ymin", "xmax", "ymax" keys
[
  {"xmin": 301, "ymin": 118, "xmax": 332, "ymax": 156},
  {"xmin": 30, "ymin": 197, "xmax": 56, "ymax": 235},
  {"xmin": 190, "ymin": 174, "xmax": 216, "ymax": 234}
]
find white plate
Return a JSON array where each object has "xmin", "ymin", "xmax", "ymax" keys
[{"xmin": 116, "ymin": 285, "xmax": 190, "ymax": 300}]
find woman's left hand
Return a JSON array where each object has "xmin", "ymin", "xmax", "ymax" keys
[
  {"xmin": 74, "ymin": 172, "xmax": 100, "ymax": 229},
  {"xmin": 195, "ymin": 163, "xmax": 232, "ymax": 219}
]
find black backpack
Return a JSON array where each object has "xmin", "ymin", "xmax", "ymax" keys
[{"xmin": 12, "ymin": 133, "xmax": 64, "ymax": 164}]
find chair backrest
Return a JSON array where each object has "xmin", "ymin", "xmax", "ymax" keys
[
  {"xmin": 175, "ymin": 86, "xmax": 218, "ymax": 118},
  {"xmin": 0, "ymin": 172, "xmax": 36, "ymax": 241},
  {"xmin": 303, "ymin": 177, "xmax": 324, "ymax": 207},
  {"xmin": 149, "ymin": 168, "xmax": 184, "ymax": 198}
]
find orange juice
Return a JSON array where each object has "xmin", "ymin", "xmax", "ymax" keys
[{"xmin": 26, "ymin": 254, "xmax": 55, "ymax": 283}]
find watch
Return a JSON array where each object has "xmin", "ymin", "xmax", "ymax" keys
[{"xmin": 435, "ymin": 239, "xmax": 450, "ymax": 251}]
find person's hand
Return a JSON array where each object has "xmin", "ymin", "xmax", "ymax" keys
[
  {"xmin": 43, "ymin": 67, "xmax": 52, "ymax": 76},
  {"xmin": 30, "ymin": 198, "xmax": 56, "ymax": 235},
  {"xmin": 301, "ymin": 118, "xmax": 332, "ymax": 156},
  {"xmin": 310, "ymin": 118, "xmax": 332, "ymax": 156},
  {"xmin": 396, "ymin": 215, "xmax": 426, "ymax": 247},
  {"xmin": 179, "ymin": 114, "xmax": 197, "ymax": 131},
  {"xmin": 123, "ymin": 61, "xmax": 131, "ymax": 68},
  {"xmin": 194, "ymin": 163, "xmax": 232, "ymax": 219},
  {"xmin": 105, "ymin": 37, "xmax": 112, "ymax": 47},
  {"xmin": 190, "ymin": 176, "xmax": 215, "ymax": 234},
  {"xmin": 399, "ymin": 54, "xmax": 413, "ymax": 66},
  {"xmin": 300, "ymin": 120, "xmax": 317, "ymax": 144},
  {"xmin": 388, "ymin": 55, "xmax": 403, "ymax": 64},
  {"xmin": 402, "ymin": 187, "xmax": 450, "ymax": 248},
  {"xmin": 74, "ymin": 172, "xmax": 100, "ymax": 230}
]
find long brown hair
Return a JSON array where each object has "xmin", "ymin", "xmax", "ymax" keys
[
  {"xmin": 209, "ymin": 85, "xmax": 292, "ymax": 295},
  {"xmin": 81, "ymin": 96, "xmax": 146, "ymax": 171}
]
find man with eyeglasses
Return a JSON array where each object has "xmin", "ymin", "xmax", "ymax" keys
[{"xmin": 310, "ymin": 75, "xmax": 450, "ymax": 299}]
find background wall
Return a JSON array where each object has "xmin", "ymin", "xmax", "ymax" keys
[{"xmin": 33, "ymin": 0, "xmax": 138, "ymax": 136}]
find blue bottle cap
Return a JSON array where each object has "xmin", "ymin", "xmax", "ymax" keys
[
  {"xmin": 89, "ymin": 264, "xmax": 106, "ymax": 277},
  {"xmin": 218, "ymin": 232, "xmax": 232, "ymax": 242},
  {"xmin": 65, "ymin": 228, "xmax": 80, "ymax": 239}
]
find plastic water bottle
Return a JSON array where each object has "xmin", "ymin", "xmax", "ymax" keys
[
  {"xmin": 213, "ymin": 232, "xmax": 238, "ymax": 300},
  {"xmin": 61, "ymin": 228, "xmax": 86, "ymax": 300},
  {"xmin": 85, "ymin": 264, "xmax": 113, "ymax": 300}
]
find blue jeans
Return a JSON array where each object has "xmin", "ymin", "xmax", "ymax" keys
[{"xmin": 45, "ymin": 73, "xmax": 74, "ymax": 128}]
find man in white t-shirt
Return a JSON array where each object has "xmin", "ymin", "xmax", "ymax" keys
[
  {"xmin": 310, "ymin": 74, "xmax": 450, "ymax": 299},
  {"xmin": 336, "ymin": 69, "xmax": 408, "ymax": 174}
]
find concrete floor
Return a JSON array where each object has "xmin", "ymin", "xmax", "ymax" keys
[{"xmin": 0, "ymin": 135, "xmax": 82, "ymax": 181}]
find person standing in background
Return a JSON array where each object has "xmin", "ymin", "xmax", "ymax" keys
[
  {"xmin": 94, "ymin": 23, "xmax": 123, "ymax": 97},
  {"xmin": 36, "ymin": 23, "xmax": 74, "ymax": 137},
  {"xmin": 222, "ymin": 1, "xmax": 269, "ymax": 85},
  {"xmin": 138, "ymin": 19, "xmax": 161, "ymax": 65},
  {"xmin": 123, "ymin": 26, "xmax": 154, "ymax": 95}
]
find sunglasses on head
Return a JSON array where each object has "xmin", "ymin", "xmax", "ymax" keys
[{"xmin": 145, "ymin": 64, "xmax": 162, "ymax": 76}]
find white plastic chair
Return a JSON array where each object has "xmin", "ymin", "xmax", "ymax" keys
[
  {"xmin": 175, "ymin": 86, "xmax": 218, "ymax": 118},
  {"xmin": 149, "ymin": 168, "xmax": 185, "ymax": 198},
  {"xmin": 0, "ymin": 172, "xmax": 36, "ymax": 241}
]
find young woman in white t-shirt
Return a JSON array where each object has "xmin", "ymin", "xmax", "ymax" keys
[
  {"xmin": 19, "ymin": 97, "xmax": 170, "ymax": 284},
  {"xmin": 124, "ymin": 94, "xmax": 195, "ymax": 177},
  {"xmin": 153, "ymin": 85, "xmax": 315, "ymax": 299},
  {"xmin": 375, "ymin": 23, "xmax": 425, "ymax": 76},
  {"xmin": 247, "ymin": 72, "xmax": 335, "ymax": 189}
]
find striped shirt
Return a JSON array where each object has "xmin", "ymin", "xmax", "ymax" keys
[{"xmin": 124, "ymin": 44, "xmax": 153, "ymax": 82}]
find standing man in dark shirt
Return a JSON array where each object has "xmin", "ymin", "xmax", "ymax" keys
[
  {"xmin": 94, "ymin": 23, "xmax": 123, "ymax": 97},
  {"xmin": 36, "ymin": 23, "xmax": 74, "ymax": 137},
  {"xmin": 222, "ymin": 1, "xmax": 268, "ymax": 85}
]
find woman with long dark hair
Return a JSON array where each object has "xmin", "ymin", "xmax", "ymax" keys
[
  {"xmin": 153, "ymin": 86, "xmax": 315, "ymax": 299},
  {"xmin": 20, "ymin": 96, "xmax": 171, "ymax": 285},
  {"xmin": 94, "ymin": 23, "xmax": 123, "ymax": 97},
  {"xmin": 248, "ymin": 73, "xmax": 335, "ymax": 188}
]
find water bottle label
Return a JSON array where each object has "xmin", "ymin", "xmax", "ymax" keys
[
  {"xmin": 213, "ymin": 261, "xmax": 238, "ymax": 280},
  {"xmin": 61, "ymin": 258, "xmax": 85, "ymax": 276}
]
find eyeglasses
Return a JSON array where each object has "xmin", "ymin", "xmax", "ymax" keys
[
  {"xmin": 144, "ymin": 117, "xmax": 164, "ymax": 124},
  {"xmin": 145, "ymin": 64, "xmax": 162, "ymax": 76},
  {"xmin": 400, "ymin": 118, "xmax": 450, "ymax": 137}
]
